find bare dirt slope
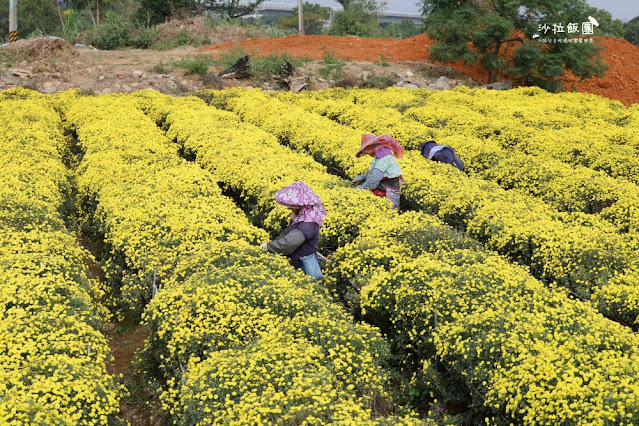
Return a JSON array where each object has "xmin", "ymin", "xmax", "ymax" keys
[{"xmin": 0, "ymin": 43, "xmax": 211, "ymax": 95}]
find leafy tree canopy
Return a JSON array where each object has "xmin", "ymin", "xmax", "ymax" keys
[
  {"xmin": 421, "ymin": 0, "xmax": 610, "ymax": 91},
  {"xmin": 0, "ymin": 0, "xmax": 57, "ymax": 40},
  {"xmin": 328, "ymin": 0, "xmax": 380, "ymax": 36},
  {"xmin": 625, "ymin": 16, "xmax": 639, "ymax": 46},
  {"xmin": 277, "ymin": 3, "xmax": 332, "ymax": 35},
  {"xmin": 136, "ymin": 0, "xmax": 263, "ymax": 25}
]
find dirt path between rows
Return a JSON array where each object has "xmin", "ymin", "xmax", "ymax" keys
[{"xmin": 79, "ymin": 235, "xmax": 157, "ymax": 426}]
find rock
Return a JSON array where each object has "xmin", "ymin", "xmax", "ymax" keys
[
  {"xmin": 97, "ymin": 64, "xmax": 103, "ymax": 69},
  {"xmin": 10, "ymin": 68, "xmax": 32, "ymax": 78},
  {"xmin": 98, "ymin": 75, "xmax": 105, "ymax": 81},
  {"xmin": 479, "ymin": 80, "xmax": 513, "ymax": 90},
  {"xmin": 405, "ymin": 70, "xmax": 414, "ymax": 78},
  {"xmin": 131, "ymin": 82, "xmax": 139, "ymax": 88},
  {"xmin": 180, "ymin": 79, "xmax": 188, "ymax": 86},
  {"xmin": 311, "ymin": 78, "xmax": 330, "ymax": 91},
  {"xmin": 43, "ymin": 82, "xmax": 54, "ymax": 89},
  {"xmin": 122, "ymin": 84, "xmax": 131, "ymax": 92},
  {"xmin": 414, "ymin": 80, "xmax": 431, "ymax": 89},
  {"xmin": 101, "ymin": 88, "xmax": 112, "ymax": 94},
  {"xmin": 361, "ymin": 71, "xmax": 370, "ymax": 81},
  {"xmin": 42, "ymin": 85, "xmax": 57, "ymax": 94},
  {"xmin": 104, "ymin": 323, "xmax": 117, "ymax": 332},
  {"xmin": 289, "ymin": 75, "xmax": 309, "ymax": 93},
  {"xmin": 32, "ymin": 63, "xmax": 52, "ymax": 73},
  {"xmin": 427, "ymin": 76, "xmax": 454, "ymax": 91},
  {"xmin": 132, "ymin": 70, "xmax": 144, "ymax": 78},
  {"xmin": 18, "ymin": 60, "xmax": 28, "ymax": 67},
  {"xmin": 393, "ymin": 81, "xmax": 419, "ymax": 89}
]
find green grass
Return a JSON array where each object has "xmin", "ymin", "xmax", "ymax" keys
[
  {"xmin": 154, "ymin": 48, "xmax": 317, "ymax": 81},
  {"xmin": 318, "ymin": 44, "xmax": 346, "ymax": 80},
  {"xmin": 151, "ymin": 61, "xmax": 171, "ymax": 74},
  {"xmin": 375, "ymin": 50, "xmax": 390, "ymax": 67},
  {"xmin": 171, "ymin": 56, "xmax": 216, "ymax": 76}
]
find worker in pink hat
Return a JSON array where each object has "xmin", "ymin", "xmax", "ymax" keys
[
  {"xmin": 260, "ymin": 181, "xmax": 326, "ymax": 279},
  {"xmin": 352, "ymin": 133, "xmax": 405, "ymax": 210}
]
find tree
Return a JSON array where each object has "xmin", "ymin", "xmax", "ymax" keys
[
  {"xmin": 328, "ymin": 0, "xmax": 380, "ymax": 36},
  {"xmin": 66, "ymin": 0, "xmax": 141, "ymax": 27},
  {"xmin": 397, "ymin": 19, "xmax": 423, "ymax": 38},
  {"xmin": 136, "ymin": 0, "xmax": 263, "ymax": 23},
  {"xmin": 0, "ymin": 0, "xmax": 57, "ymax": 39},
  {"xmin": 582, "ymin": 7, "xmax": 624, "ymax": 37},
  {"xmin": 203, "ymin": 0, "xmax": 265, "ymax": 18},
  {"xmin": 136, "ymin": 0, "xmax": 193, "ymax": 25},
  {"xmin": 380, "ymin": 20, "xmax": 424, "ymax": 39},
  {"xmin": 421, "ymin": 0, "xmax": 609, "ymax": 91},
  {"xmin": 277, "ymin": 3, "xmax": 331, "ymax": 35},
  {"xmin": 625, "ymin": 16, "xmax": 639, "ymax": 46}
]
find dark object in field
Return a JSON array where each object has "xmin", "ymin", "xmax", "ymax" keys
[
  {"xmin": 218, "ymin": 55, "xmax": 250, "ymax": 79},
  {"xmin": 280, "ymin": 60, "xmax": 295, "ymax": 77},
  {"xmin": 275, "ymin": 60, "xmax": 309, "ymax": 93}
]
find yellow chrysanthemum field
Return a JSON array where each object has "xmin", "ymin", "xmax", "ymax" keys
[{"xmin": 1, "ymin": 86, "xmax": 638, "ymax": 425}]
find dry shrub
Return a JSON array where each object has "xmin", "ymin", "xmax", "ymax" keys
[
  {"xmin": 1, "ymin": 37, "xmax": 79, "ymax": 61},
  {"xmin": 155, "ymin": 17, "xmax": 265, "ymax": 46}
]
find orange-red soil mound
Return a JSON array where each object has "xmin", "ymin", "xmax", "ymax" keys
[{"xmin": 563, "ymin": 37, "xmax": 639, "ymax": 106}]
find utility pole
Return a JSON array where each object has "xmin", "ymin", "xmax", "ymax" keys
[
  {"xmin": 9, "ymin": 0, "xmax": 18, "ymax": 42},
  {"xmin": 298, "ymin": 0, "xmax": 304, "ymax": 35}
]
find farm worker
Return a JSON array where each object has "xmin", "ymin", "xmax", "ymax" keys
[
  {"xmin": 260, "ymin": 181, "xmax": 326, "ymax": 280},
  {"xmin": 352, "ymin": 133, "xmax": 405, "ymax": 210},
  {"xmin": 420, "ymin": 140, "xmax": 465, "ymax": 172}
]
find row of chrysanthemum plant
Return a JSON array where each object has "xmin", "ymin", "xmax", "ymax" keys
[
  {"xmin": 297, "ymin": 85, "xmax": 639, "ymax": 180},
  {"xmin": 203, "ymin": 88, "xmax": 639, "ymax": 328},
  {"xmin": 132, "ymin": 90, "xmax": 394, "ymax": 249},
  {"xmin": 134, "ymin": 90, "xmax": 639, "ymax": 425},
  {"xmin": 273, "ymin": 89, "xmax": 639, "ymax": 234},
  {"xmin": 0, "ymin": 89, "xmax": 123, "ymax": 424},
  {"xmin": 347, "ymin": 86, "xmax": 639, "ymax": 184},
  {"xmin": 327, "ymin": 211, "xmax": 639, "ymax": 425},
  {"xmin": 61, "ymin": 92, "xmax": 420, "ymax": 424}
]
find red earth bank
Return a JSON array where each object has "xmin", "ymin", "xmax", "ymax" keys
[{"xmin": 206, "ymin": 34, "xmax": 639, "ymax": 106}]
